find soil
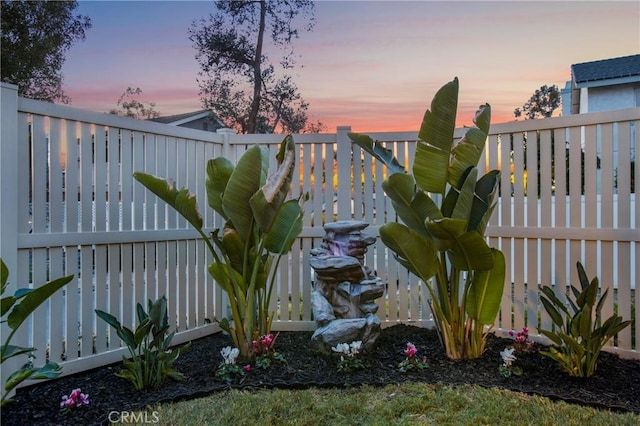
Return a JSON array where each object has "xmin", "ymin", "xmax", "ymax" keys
[{"xmin": 2, "ymin": 324, "xmax": 639, "ymax": 426}]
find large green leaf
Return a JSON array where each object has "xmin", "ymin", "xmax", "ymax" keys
[
  {"xmin": 7, "ymin": 275, "xmax": 73, "ymax": 331},
  {"xmin": 469, "ymin": 170, "xmax": 500, "ymax": 233},
  {"xmin": 379, "ymin": 222, "xmax": 439, "ymax": 282},
  {"xmin": 133, "ymin": 172, "xmax": 203, "ymax": 231},
  {"xmin": 382, "ymin": 173, "xmax": 440, "ymax": 237},
  {"xmin": 413, "ymin": 78, "xmax": 459, "ymax": 194},
  {"xmin": 425, "ymin": 218, "xmax": 467, "ymax": 251},
  {"xmin": 250, "ymin": 136, "xmax": 296, "ymax": 234},
  {"xmin": 448, "ymin": 104, "xmax": 491, "ymax": 186},
  {"xmin": 0, "ymin": 259, "xmax": 8, "ymax": 295},
  {"xmin": 206, "ymin": 157, "xmax": 234, "ymax": 219},
  {"xmin": 263, "ymin": 199, "xmax": 303, "ymax": 254},
  {"xmin": 221, "ymin": 225, "xmax": 245, "ymax": 273},
  {"xmin": 450, "ymin": 167, "xmax": 477, "ymax": 222},
  {"xmin": 447, "ymin": 231, "xmax": 495, "ymax": 271},
  {"xmin": 1, "ymin": 344, "xmax": 34, "ymax": 363},
  {"xmin": 466, "ymin": 248, "xmax": 505, "ymax": 324},
  {"xmin": 348, "ymin": 133, "xmax": 405, "ymax": 175},
  {"xmin": 222, "ymin": 145, "xmax": 267, "ymax": 243}
]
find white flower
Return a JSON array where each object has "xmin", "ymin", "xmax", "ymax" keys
[
  {"xmin": 221, "ymin": 346, "xmax": 240, "ymax": 365},
  {"xmin": 349, "ymin": 341, "xmax": 362, "ymax": 354},
  {"xmin": 500, "ymin": 347, "xmax": 517, "ymax": 367},
  {"xmin": 332, "ymin": 343, "xmax": 350, "ymax": 355}
]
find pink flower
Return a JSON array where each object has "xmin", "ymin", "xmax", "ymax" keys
[
  {"xmin": 252, "ymin": 340, "xmax": 260, "ymax": 350},
  {"xmin": 243, "ymin": 364, "xmax": 251, "ymax": 372},
  {"xmin": 260, "ymin": 334, "xmax": 274, "ymax": 348},
  {"xmin": 404, "ymin": 342, "xmax": 417, "ymax": 358}
]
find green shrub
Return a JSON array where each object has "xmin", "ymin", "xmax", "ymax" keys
[
  {"xmin": 538, "ymin": 262, "xmax": 632, "ymax": 377},
  {"xmin": 1, "ymin": 258, "xmax": 73, "ymax": 406},
  {"xmin": 95, "ymin": 296, "xmax": 190, "ymax": 390}
]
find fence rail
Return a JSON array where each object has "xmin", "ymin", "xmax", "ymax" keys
[{"xmin": 1, "ymin": 83, "xmax": 638, "ymax": 390}]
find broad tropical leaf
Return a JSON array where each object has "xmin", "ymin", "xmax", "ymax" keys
[
  {"xmin": 448, "ymin": 104, "xmax": 491, "ymax": 186},
  {"xmin": 347, "ymin": 133, "xmax": 405, "ymax": 175},
  {"xmin": 466, "ymin": 248, "xmax": 505, "ymax": 324},
  {"xmin": 413, "ymin": 78, "xmax": 459, "ymax": 194},
  {"xmin": 7, "ymin": 275, "xmax": 73, "ymax": 331},
  {"xmin": 379, "ymin": 222, "xmax": 439, "ymax": 282},
  {"xmin": 250, "ymin": 136, "xmax": 296, "ymax": 234},
  {"xmin": 206, "ymin": 157, "xmax": 234, "ymax": 219},
  {"xmin": 263, "ymin": 200, "xmax": 303, "ymax": 254},
  {"xmin": 222, "ymin": 145, "xmax": 267, "ymax": 242},
  {"xmin": 133, "ymin": 173, "xmax": 203, "ymax": 231}
]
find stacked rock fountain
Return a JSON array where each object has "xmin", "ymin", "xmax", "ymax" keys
[{"xmin": 309, "ymin": 220, "xmax": 385, "ymax": 353}]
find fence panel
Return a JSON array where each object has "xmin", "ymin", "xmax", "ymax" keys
[{"xmin": 1, "ymin": 86, "xmax": 638, "ymax": 394}]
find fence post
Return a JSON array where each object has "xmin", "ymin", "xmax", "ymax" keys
[
  {"xmin": 336, "ymin": 126, "xmax": 352, "ymax": 220},
  {"xmin": 0, "ymin": 82, "xmax": 20, "ymax": 400}
]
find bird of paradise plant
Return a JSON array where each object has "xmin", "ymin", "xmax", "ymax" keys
[
  {"xmin": 134, "ymin": 136, "xmax": 303, "ymax": 360},
  {"xmin": 349, "ymin": 78, "xmax": 504, "ymax": 359}
]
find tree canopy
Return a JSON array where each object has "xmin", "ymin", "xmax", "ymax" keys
[
  {"xmin": 1, "ymin": 0, "xmax": 91, "ymax": 103},
  {"xmin": 189, "ymin": 0, "xmax": 320, "ymax": 134},
  {"xmin": 514, "ymin": 84, "xmax": 561, "ymax": 120},
  {"xmin": 109, "ymin": 87, "xmax": 160, "ymax": 120}
]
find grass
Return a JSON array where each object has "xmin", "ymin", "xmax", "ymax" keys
[{"xmin": 136, "ymin": 382, "xmax": 639, "ymax": 426}]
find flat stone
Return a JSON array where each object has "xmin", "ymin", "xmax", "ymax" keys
[{"xmin": 310, "ymin": 314, "xmax": 381, "ymax": 354}]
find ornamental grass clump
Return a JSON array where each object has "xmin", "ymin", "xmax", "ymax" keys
[
  {"xmin": 538, "ymin": 261, "xmax": 632, "ymax": 377},
  {"xmin": 350, "ymin": 78, "xmax": 504, "ymax": 360},
  {"xmin": 95, "ymin": 296, "xmax": 191, "ymax": 390}
]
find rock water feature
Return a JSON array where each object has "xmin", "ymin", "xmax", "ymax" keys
[{"xmin": 309, "ymin": 221, "xmax": 385, "ymax": 353}]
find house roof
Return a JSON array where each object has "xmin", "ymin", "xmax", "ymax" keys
[
  {"xmin": 149, "ymin": 109, "xmax": 225, "ymax": 128},
  {"xmin": 572, "ymin": 54, "xmax": 640, "ymax": 84}
]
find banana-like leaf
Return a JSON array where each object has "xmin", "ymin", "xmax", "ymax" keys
[
  {"xmin": 222, "ymin": 145, "xmax": 268, "ymax": 243},
  {"xmin": 221, "ymin": 225, "xmax": 245, "ymax": 273},
  {"xmin": 382, "ymin": 173, "xmax": 440, "ymax": 236},
  {"xmin": 263, "ymin": 199, "xmax": 303, "ymax": 254},
  {"xmin": 466, "ymin": 249, "xmax": 505, "ymax": 324},
  {"xmin": 206, "ymin": 157, "xmax": 234, "ymax": 219},
  {"xmin": 379, "ymin": 222, "xmax": 439, "ymax": 282},
  {"xmin": 1, "ymin": 344, "xmax": 35, "ymax": 363},
  {"xmin": 539, "ymin": 295, "xmax": 565, "ymax": 329},
  {"xmin": 1, "ymin": 259, "xmax": 8, "ymax": 295},
  {"xmin": 425, "ymin": 218, "xmax": 467, "ymax": 252},
  {"xmin": 447, "ymin": 104, "xmax": 491, "ymax": 187},
  {"xmin": 7, "ymin": 275, "xmax": 73, "ymax": 331},
  {"xmin": 447, "ymin": 231, "xmax": 495, "ymax": 271},
  {"xmin": 208, "ymin": 261, "xmax": 243, "ymax": 295},
  {"xmin": 348, "ymin": 133, "xmax": 405, "ymax": 175},
  {"xmin": 413, "ymin": 78, "xmax": 459, "ymax": 194},
  {"xmin": 250, "ymin": 136, "xmax": 296, "ymax": 234},
  {"xmin": 450, "ymin": 167, "xmax": 477, "ymax": 222},
  {"xmin": 133, "ymin": 172, "xmax": 203, "ymax": 231},
  {"xmin": 469, "ymin": 170, "xmax": 500, "ymax": 233}
]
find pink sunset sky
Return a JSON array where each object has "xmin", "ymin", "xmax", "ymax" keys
[{"xmin": 62, "ymin": 0, "xmax": 640, "ymax": 132}]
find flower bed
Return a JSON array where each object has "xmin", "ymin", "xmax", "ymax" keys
[{"xmin": 2, "ymin": 325, "xmax": 639, "ymax": 425}]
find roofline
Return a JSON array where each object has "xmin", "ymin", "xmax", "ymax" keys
[
  {"xmin": 166, "ymin": 110, "xmax": 212, "ymax": 126},
  {"xmin": 575, "ymin": 75, "xmax": 640, "ymax": 89}
]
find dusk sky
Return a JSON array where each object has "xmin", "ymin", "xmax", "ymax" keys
[{"xmin": 62, "ymin": 0, "xmax": 640, "ymax": 132}]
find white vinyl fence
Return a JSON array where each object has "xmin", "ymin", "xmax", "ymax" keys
[{"xmin": 1, "ymin": 82, "xmax": 638, "ymax": 391}]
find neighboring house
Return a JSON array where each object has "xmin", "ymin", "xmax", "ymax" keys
[
  {"xmin": 561, "ymin": 54, "xmax": 640, "ymax": 116},
  {"xmin": 148, "ymin": 109, "xmax": 226, "ymax": 132}
]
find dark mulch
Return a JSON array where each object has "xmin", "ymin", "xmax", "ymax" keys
[{"xmin": 2, "ymin": 324, "xmax": 639, "ymax": 425}]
